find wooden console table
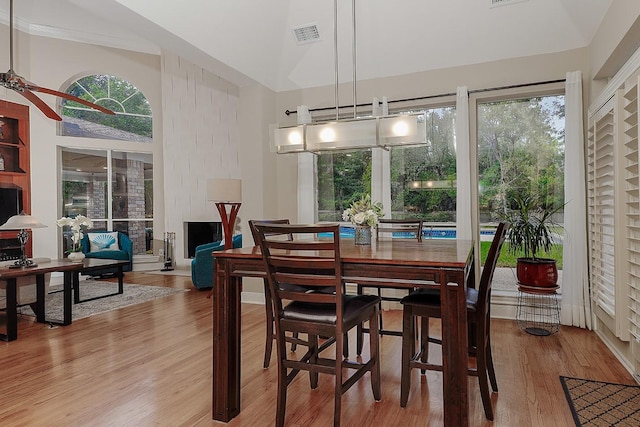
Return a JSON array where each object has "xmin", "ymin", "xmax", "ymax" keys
[{"xmin": 0, "ymin": 259, "xmax": 82, "ymax": 341}]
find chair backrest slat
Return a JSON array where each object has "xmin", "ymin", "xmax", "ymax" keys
[
  {"xmin": 376, "ymin": 219, "xmax": 423, "ymax": 241},
  {"xmin": 254, "ymin": 223, "xmax": 344, "ymax": 324},
  {"xmin": 249, "ymin": 219, "xmax": 292, "ymax": 245}
]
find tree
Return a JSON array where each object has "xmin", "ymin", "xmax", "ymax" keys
[
  {"xmin": 318, "ymin": 150, "xmax": 372, "ymax": 221},
  {"xmin": 478, "ymin": 97, "xmax": 565, "ymax": 220},
  {"xmin": 390, "ymin": 107, "xmax": 457, "ymax": 220},
  {"xmin": 62, "ymin": 75, "xmax": 152, "ymax": 138}
]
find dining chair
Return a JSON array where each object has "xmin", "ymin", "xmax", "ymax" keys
[
  {"xmin": 254, "ymin": 222, "xmax": 382, "ymax": 427},
  {"xmin": 249, "ymin": 219, "xmax": 307, "ymax": 368},
  {"xmin": 356, "ymin": 218, "xmax": 423, "ymax": 355},
  {"xmin": 399, "ymin": 222, "xmax": 508, "ymax": 420}
]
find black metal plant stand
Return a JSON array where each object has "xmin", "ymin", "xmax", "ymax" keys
[{"xmin": 516, "ymin": 284, "xmax": 561, "ymax": 336}]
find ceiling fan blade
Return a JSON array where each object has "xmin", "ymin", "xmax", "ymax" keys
[
  {"xmin": 28, "ymin": 85, "xmax": 115, "ymax": 115},
  {"xmin": 18, "ymin": 89, "xmax": 63, "ymax": 121}
]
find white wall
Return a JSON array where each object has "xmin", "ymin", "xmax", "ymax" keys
[
  {"xmin": 160, "ymin": 51, "xmax": 242, "ymax": 267},
  {"xmin": 17, "ymin": 35, "xmax": 161, "ymax": 261}
]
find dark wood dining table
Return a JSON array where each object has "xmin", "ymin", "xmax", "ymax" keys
[{"xmin": 211, "ymin": 237, "xmax": 475, "ymax": 427}]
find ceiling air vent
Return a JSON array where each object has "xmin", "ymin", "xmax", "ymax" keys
[
  {"xmin": 490, "ymin": 0, "xmax": 529, "ymax": 7},
  {"xmin": 292, "ymin": 23, "xmax": 320, "ymax": 45}
]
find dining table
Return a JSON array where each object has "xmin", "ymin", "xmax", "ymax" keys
[{"xmin": 211, "ymin": 237, "xmax": 475, "ymax": 427}]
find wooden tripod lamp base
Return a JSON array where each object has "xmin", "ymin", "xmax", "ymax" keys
[
  {"xmin": 216, "ymin": 202, "xmax": 241, "ymax": 250},
  {"xmin": 207, "ymin": 178, "xmax": 243, "ymax": 249}
]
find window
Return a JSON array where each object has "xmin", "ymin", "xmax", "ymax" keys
[
  {"xmin": 477, "ymin": 96, "xmax": 565, "ymax": 224},
  {"xmin": 317, "ymin": 150, "xmax": 372, "ymax": 221},
  {"xmin": 390, "ymin": 107, "xmax": 456, "ymax": 221},
  {"xmin": 61, "ymin": 74, "xmax": 152, "ymax": 142},
  {"xmin": 61, "ymin": 149, "xmax": 153, "ymax": 255},
  {"xmin": 59, "ymin": 75, "xmax": 153, "ymax": 256}
]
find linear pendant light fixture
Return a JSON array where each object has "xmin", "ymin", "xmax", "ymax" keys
[{"xmin": 270, "ymin": 0, "xmax": 427, "ymax": 154}]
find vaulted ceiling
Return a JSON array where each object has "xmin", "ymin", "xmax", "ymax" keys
[{"xmin": 0, "ymin": 0, "xmax": 612, "ymax": 92}]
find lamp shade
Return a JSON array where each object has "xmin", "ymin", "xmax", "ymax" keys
[
  {"xmin": 378, "ymin": 113, "xmax": 427, "ymax": 147},
  {"xmin": 0, "ymin": 212, "xmax": 47, "ymax": 230},
  {"xmin": 306, "ymin": 117, "xmax": 378, "ymax": 152},
  {"xmin": 207, "ymin": 178, "xmax": 242, "ymax": 203},
  {"xmin": 271, "ymin": 124, "xmax": 306, "ymax": 153}
]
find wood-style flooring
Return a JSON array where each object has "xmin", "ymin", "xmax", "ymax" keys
[{"xmin": 0, "ymin": 272, "xmax": 634, "ymax": 426}]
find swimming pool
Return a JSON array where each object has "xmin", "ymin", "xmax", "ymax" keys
[{"xmin": 333, "ymin": 226, "xmax": 496, "ymax": 239}]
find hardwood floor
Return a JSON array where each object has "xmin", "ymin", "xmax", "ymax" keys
[{"xmin": 0, "ymin": 271, "xmax": 634, "ymax": 426}]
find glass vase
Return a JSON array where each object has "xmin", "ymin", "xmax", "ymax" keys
[{"xmin": 354, "ymin": 225, "xmax": 372, "ymax": 245}]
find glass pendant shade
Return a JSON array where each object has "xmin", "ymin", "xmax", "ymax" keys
[
  {"xmin": 271, "ymin": 113, "xmax": 428, "ymax": 153},
  {"xmin": 306, "ymin": 117, "xmax": 377, "ymax": 152},
  {"xmin": 378, "ymin": 113, "xmax": 427, "ymax": 147},
  {"xmin": 270, "ymin": 124, "xmax": 306, "ymax": 153}
]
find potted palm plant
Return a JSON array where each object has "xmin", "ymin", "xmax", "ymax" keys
[{"xmin": 498, "ymin": 194, "xmax": 563, "ymax": 288}]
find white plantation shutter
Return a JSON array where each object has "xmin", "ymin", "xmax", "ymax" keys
[
  {"xmin": 588, "ymin": 91, "xmax": 631, "ymax": 340},
  {"xmin": 623, "ymin": 76, "xmax": 640, "ymax": 343}
]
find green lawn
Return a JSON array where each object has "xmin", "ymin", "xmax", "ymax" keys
[{"xmin": 480, "ymin": 242, "xmax": 563, "ymax": 269}]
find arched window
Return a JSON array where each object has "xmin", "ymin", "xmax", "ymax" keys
[
  {"xmin": 60, "ymin": 74, "xmax": 152, "ymax": 142},
  {"xmin": 59, "ymin": 75, "xmax": 154, "ymax": 256}
]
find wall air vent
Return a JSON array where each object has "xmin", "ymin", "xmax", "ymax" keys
[
  {"xmin": 490, "ymin": 0, "xmax": 529, "ymax": 7},
  {"xmin": 292, "ymin": 23, "xmax": 320, "ymax": 45}
]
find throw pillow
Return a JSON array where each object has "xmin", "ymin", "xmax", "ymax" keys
[{"xmin": 88, "ymin": 232, "xmax": 120, "ymax": 252}]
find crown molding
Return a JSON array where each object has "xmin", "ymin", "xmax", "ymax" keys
[
  {"xmin": 589, "ymin": 44, "xmax": 640, "ymax": 116},
  {"xmin": 28, "ymin": 23, "xmax": 159, "ymax": 55}
]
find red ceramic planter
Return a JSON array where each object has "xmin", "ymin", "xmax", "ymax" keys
[{"xmin": 516, "ymin": 257, "xmax": 558, "ymax": 287}]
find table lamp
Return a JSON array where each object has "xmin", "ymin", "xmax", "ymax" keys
[
  {"xmin": 207, "ymin": 178, "xmax": 242, "ymax": 250},
  {"xmin": 0, "ymin": 211, "xmax": 47, "ymax": 268}
]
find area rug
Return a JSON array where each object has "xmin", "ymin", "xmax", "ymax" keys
[
  {"xmin": 17, "ymin": 280, "xmax": 184, "ymax": 321},
  {"xmin": 560, "ymin": 375, "xmax": 640, "ymax": 426}
]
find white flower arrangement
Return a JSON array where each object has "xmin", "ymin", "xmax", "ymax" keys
[
  {"xmin": 56, "ymin": 215, "xmax": 93, "ymax": 253},
  {"xmin": 342, "ymin": 194, "xmax": 384, "ymax": 228}
]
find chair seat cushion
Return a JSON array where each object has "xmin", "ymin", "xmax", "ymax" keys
[
  {"xmin": 400, "ymin": 288, "xmax": 478, "ymax": 310},
  {"xmin": 283, "ymin": 294, "xmax": 380, "ymax": 324}
]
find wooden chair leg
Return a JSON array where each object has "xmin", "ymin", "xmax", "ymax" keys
[
  {"xmin": 356, "ymin": 284, "xmax": 365, "ymax": 355},
  {"xmin": 356, "ymin": 285, "xmax": 384, "ymax": 356},
  {"xmin": 275, "ymin": 331, "xmax": 288, "ymax": 427},
  {"xmin": 400, "ymin": 306, "xmax": 414, "ymax": 407},
  {"xmin": 376, "ymin": 287, "xmax": 384, "ymax": 333},
  {"xmin": 420, "ymin": 316, "xmax": 429, "ymax": 374},
  {"xmin": 309, "ymin": 334, "xmax": 319, "ymax": 389},
  {"xmin": 334, "ymin": 333, "xmax": 344, "ymax": 427},
  {"xmin": 263, "ymin": 282, "xmax": 274, "ymax": 368},
  {"xmin": 369, "ymin": 309, "xmax": 382, "ymax": 401},
  {"xmin": 487, "ymin": 334, "xmax": 498, "ymax": 392},
  {"xmin": 474, "ymin": 324, "xmax": 493, "ymax": 420},
  {"xmin": 485, "ymin": 314, "xmax": 498, "ymax": 392},
  {"xmin": 476, "ymin": 324, "xmax": 494, "ymax": 421},
  {"xmin": 343, "ymin": 333, "xmax": 349, "ymax": 358}
]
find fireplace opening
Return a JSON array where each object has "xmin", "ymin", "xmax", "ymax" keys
[{"xmin": 184, "ymin": 221, "xmax": 222, "ymax": 258}]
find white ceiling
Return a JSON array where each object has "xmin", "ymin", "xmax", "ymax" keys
[{"xmin": 0, "ymin": 0, "xmax": 613, "ymax": 92}]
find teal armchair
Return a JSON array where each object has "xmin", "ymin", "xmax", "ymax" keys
[
  {"xmin": 80, "ymin": 231, "xmax": 134, "ymax": 277},
  {"xmin": 191, "ymin": 234, "xmax": 242, "ymax": 289}
]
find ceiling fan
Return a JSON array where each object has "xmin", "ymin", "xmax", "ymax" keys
[{"xmin": 0, "ymin": 0, "xmax": 114, "ymax": 121}]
